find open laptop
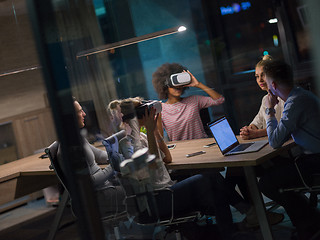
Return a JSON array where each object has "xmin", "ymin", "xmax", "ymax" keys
[{"xmin": 207, "ymin": 116, "xmax": 268, "ymax": 156}]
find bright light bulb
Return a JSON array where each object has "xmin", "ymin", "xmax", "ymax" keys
[
  {"xmin": 178, "ymin": 26, "xmax": 187, "ymax": 32},
  {"xmin": 268, "ymin": 18, "xmax": 278, "ymax": 24}
]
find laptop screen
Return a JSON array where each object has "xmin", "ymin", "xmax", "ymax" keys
[{"xmin": 208, "ymin": 116, "xmax": 238, "ymax": 152}]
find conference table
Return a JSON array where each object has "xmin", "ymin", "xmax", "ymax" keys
[
  {"xmin": 0, "ymin": 152, "xmax": 57, "ymax": 207},
  {"xmin": 166, "ymin": 137, "xmax": 296, "ymax": 240},
  {"xmin": 0, "ymin": 137, "xmax": 295, "ymax": 239}
]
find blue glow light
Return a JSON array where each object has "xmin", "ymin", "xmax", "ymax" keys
[
  {"xmin": 263, "ymin": 51, "xmax": 269, "ymax": 56},
  {"xmin": 220, "ymin": 1, "xmax": 251, "ymax": 15},
  {"xmin": 232, "ymin": 3, "xmax": 241, "ymax": 13},
  {"xmin": 241, "ymin": 1, "xmax": 251, "ymax": 10}
]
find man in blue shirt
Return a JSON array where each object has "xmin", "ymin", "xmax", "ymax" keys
[{"xmin": 259, "ymin": 60, "xmax": 320, "ymax": 239}]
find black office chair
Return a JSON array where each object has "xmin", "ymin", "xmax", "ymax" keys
[
  {"xmin": 45, "ymin": 141, "xmax": 127, "ymax": 240},
  {"xmin": 200, "ymin": 108, "xmax": 213, "ymax": 138},
  {"xmin": 277, "ymin": 155, "xmax": 320, "ymax": 240},
  {"xmin": 45, "ymin": 141, "xmax": 74, "ymax": 240},
  {"xmin": 279, "ymin": 155, "xmax": 320, "ymax": 208}
]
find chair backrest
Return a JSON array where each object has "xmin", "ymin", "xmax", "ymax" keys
[
  {"xmin": 45, "ymin": 141, "xmax": 70, "ymax": 195},
  {"xmin": 118, "ymin": 149, "xmax": 163, "ymax": 224},
  {"xmin": 118, "ymin": 174, "xmax": 159, "ymax": 224},
  {"xmin": 200, "ymin": 108, "xmax": 213, "ymax": 137}
]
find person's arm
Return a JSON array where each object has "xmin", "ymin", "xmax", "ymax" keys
[
  {"xmin": 265, "ymin": 91, "xmax": 291, "ymax": 148},
  {"xmin": 89, "ymin": 143, "xmax": 109, "ymax": 164},
  {"xmin": 240, "ymin": 95, "xmax": 268, "ymax": 140},
  {"xmin": 84, "ymin": 142, "xmax": 115, "ymax": 187},
  {"xmin": 156, "ymin": 113, "xmax": 164, "ymax": 138},
  {"xmin": 154, "ymin": 130, "xmax": 172, "ymax": 163},
  {"xmin": 127, "ymin": 117, "xmax": 143, "ymax": 151},
  {"xmin": 186, "ymin": 70, "xmax": 224, "ymax": 101},
  {"xmin": 142, "ymin": 107, "xmax": 159, "ymax": 158},
  {"xmin": 143, "ymin": 108, "xmax": 173, "ymax": 164},
  {"xmin": 250, "ymin": 95, "xmax": 267, "ymax": 129}
]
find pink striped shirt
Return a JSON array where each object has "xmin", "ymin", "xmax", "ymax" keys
[{"xmin": 161, "ymin": 95, "xmax": 225, "ymax": 141}]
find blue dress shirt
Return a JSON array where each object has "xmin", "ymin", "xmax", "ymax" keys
[{"xmin": 266, "ymin": 87, "xmax": 320, "ymax": 154}]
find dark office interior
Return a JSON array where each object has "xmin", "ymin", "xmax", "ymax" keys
[{"xmin": 1, "ymin": 0, "xmax": 320, "ymax": 239}]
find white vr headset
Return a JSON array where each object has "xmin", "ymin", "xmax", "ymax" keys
[{"xmin": 167, "ymin": 72, "xmax": 191, "ymax": 87}]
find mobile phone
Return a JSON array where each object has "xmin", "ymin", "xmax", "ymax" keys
[
  {"xmin": 167, "ymin": 144, "xmax": 176, "ymax": 149},
  {"xmin": 203, "ymin": 142, "xmax": 216, "ymax": 148},
  {"xmin": 186, "ymin": 151, "xmax": 206, "ymax": 158}
]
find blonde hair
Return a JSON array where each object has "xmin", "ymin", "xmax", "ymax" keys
[
  {"xmin": 121, "ymin": 97, "xmax": 144, "ymax": 108},
  {"xmin": 256, "ymin": 54, "xmax": 273, "ymax": 68},
  {"xmin": 108, "ymin": 99, "xmax": 121, "ymax": 111}
]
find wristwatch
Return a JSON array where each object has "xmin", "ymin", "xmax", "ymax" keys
[{"xmin": 265, "ymin": 107, "xmax": 276, "ymax": 115}]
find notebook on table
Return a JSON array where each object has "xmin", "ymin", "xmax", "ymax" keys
[{"xmin": 207, "ymin": 116, "xmax": 268, "ymax": 156}]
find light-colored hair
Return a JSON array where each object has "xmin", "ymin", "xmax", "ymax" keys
[
  {"xmin": 122, "ymin": 97, "xmax": 144, "ymax": 108},
  {"xmin": 256, "ymin": 55, "xmax": 273, "ymax": 68},
  {"xmin": 108, "ymin": 99, "xmax": 121, "ymax": 111}
]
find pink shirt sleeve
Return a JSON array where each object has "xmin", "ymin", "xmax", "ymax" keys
[{"xmin": 196, "ymin": 95, "xmax": 225, "ymax": 109}]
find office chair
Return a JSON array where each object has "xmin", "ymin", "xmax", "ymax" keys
[
  {"xmin": 118, "ymin": 148, "xmax": 201, "ymax": 240},
  {"xmin": 200, "ymin": 108, "xmax": 213, "ymax": 138},
  {"xmin": 279, "ymin": 155, "xmax": 320, "ymax": 208},
  {"xmin": 45, "ymin": 141, "xmax": 73, "ymax": 240},
  {"xmin": 45, "ymin": 141, "xmax": 127, "ymax": 240},
  {"xmin": 277, "ymin": 154, "xmax": 320, "ymax": 240}
]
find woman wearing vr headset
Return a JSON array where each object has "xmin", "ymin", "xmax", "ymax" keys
[{"xmin": 152, "ymin": 63, "xmax": 225, "ymax": 141}]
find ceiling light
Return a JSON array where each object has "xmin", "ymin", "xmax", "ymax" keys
[{"xmin": 76, "ymin": 25, "xmax": 187, "ymax": 58}]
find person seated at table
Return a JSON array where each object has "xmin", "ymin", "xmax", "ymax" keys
[
  {"xmin": 240, "ymin": 55, "xmax": 284, "ymax": 140},
  {"xmin": 259, "ymin": 60, "xmax": 320, "ymax": 239},
  {"xmin": 57, "ymin": 97, "xmax": 126, "ymax": 218},
  {"xmin": 152, "ymin": 62, "xmax": 225, "ymax": 141},
  {"xmin": 61, "ymin": 97, "xmax": 252, "ymax": 239},
  {"xmin": 112, "ymin": 97, "xmax": 261, "ymax": 239},
  {"xmin": 225, "ymin": 55, "xmax": 285, "ymax": 228}
]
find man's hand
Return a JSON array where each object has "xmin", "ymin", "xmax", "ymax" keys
[{"xmin": 265, "ymin": 90, "xmax": 279, "ymax": 109}]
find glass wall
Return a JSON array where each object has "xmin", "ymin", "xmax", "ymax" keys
[{"xmin": 2, "ymin": 0, "xmax": 319, "ymax": 238}]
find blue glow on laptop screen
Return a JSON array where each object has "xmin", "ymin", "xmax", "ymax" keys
[{"xmin": 209, "ymin": 118, "xmax": 238, "ymax": 152}]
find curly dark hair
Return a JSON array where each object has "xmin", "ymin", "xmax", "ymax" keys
[{"xmin": 152, "ymin": 63, "xmax": 187, "ymax": 99}]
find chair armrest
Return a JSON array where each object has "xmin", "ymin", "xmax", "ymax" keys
[{"xmin": 294, "ymin": 156, "xmax": 313, "ymax": 190}]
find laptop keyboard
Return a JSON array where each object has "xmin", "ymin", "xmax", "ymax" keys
[{"xmin": 229, "ymin": 143, "xmax": 254, "ymax": 153}]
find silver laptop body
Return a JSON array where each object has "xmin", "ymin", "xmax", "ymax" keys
[{"xmin": 207, "ymin": 116, "xmax": 268, "ymax": 156}]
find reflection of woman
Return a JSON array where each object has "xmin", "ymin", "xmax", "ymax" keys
[
  {"xmin": 152, "ymin": 63, "xmax": 224, "ymax": 141},
  {"xmin": 58, "ymin": 99, "xmax": 126, "ymax": 218},
  {"xmin": 240, "ymin": 55, "xmax": 284, "ymax": 140}
]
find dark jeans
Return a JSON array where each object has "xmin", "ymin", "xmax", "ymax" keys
[
  {"xmin": 156, "ymin": 172, "xmax": 238, "ymax": 240},
  {"xmin": 225, "ymin": 156, "xmax": 293, "ymax": 206},
  {"xmin": 259, "ymin": 154, "xmax": 320, "ymax": 238}
]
